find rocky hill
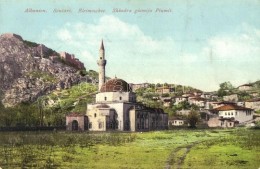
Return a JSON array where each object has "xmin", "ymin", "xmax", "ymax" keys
[{"xmin": 0, "ymin": 33, "xmax": 87, "ymax": 107}]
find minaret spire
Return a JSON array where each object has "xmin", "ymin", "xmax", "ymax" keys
[
  {"xmin": 97, "ymin": 40, "xmax": 107, "ymax": 91},
  {"xmin": 100, "ymin": 39, "xmax": 105, "ymax": 50}
]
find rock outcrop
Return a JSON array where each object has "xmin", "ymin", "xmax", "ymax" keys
[{"xmin": 0, "ymin": 33, "xmax": 85, "ymax": 107}]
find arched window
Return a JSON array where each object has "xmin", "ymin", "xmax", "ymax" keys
[
  {"xmin": 119, "ymin": 96, "xmax": 122, "ymax": 100},
  {"xmin": 104, "ymin": 97, "xmax": 107, "ymax": 101},
  {"xmin": 94, "ymin": 113, "xmax": 97, "ymax": 118},
  {"xmin": 99, "ymin": 122, "xmax": 103, "ymax": 129},
  {"xmin": 72, "ymin": 120, "xmax": 78, "ymax": 131}
]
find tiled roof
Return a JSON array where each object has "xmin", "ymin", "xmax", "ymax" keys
[
  {"xmin": 245, "ymin": 98, "xmax": 260, "ymax": 102},
  {"xmin": 214, "ymin": 105, "xmax": 253, "ymax": 111},
  {"xmin": 238, "ymin": 84, "xmax": 253, "ymax": 87},
  {"xmin": 189, "ymin": 97, "xmax": 206, "ymax": 101},
  {"xmin": 216, "ymin": 101, "xmax": 236, "ymax": 105}
]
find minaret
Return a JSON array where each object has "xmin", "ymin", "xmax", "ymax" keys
[{"xmin": 97, "ymin": 40, "xmax": 107, "ymax": 91}]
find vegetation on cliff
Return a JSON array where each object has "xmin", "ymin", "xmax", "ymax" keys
[{"xmin": 0, "ymin": 82, "xmax": 97, "ymax": 127}]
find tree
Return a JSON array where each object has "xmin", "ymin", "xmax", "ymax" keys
[
  {"xmin": 187, "ymin": 110, "xmax": 199, "ymax": 128},
  {"xmin": 217, "ymin": 81, "xmax": 235, "ymax": 97}
]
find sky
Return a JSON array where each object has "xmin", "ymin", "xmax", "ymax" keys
[{"xmin": 0, "ymin": 0, "xmax": 259, "ymax": 91}]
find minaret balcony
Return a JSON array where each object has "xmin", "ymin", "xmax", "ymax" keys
[{"xmin": 97, "ymin": 60, "xmax": 107, "ymax": 66}]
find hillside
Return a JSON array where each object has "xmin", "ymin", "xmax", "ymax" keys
[
  {"xmin": 0, "ymin": 82, "xmax": 97, "ymax": 127},
  {"xmin": 0, "ymin": 33, "xmax": 89, "ymax": 107}
]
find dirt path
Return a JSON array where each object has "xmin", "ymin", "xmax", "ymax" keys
[
  {"xmin": 165, "ymin": 142, "xmax": 199, "ymax": 169},
  {"xmin": 176, "ymin": 144, "xmax": 193, "ymax": 169}
]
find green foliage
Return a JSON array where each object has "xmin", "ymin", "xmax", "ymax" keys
[
  {"xmin": 86, "ymin": 70, "xmax": 99, "ymax": 78},
  {"xmin": 78, "ymin": 69, "xmax": 87, "ymax": 76},
  {"xmin": 162, "ymin": 93, "xmax": 170, "ymax": 97},
  {"xmin": 26, "ymin": 71, "xmax": 57, "ymax": 83},
  {"xmin": 0, "ymin": 129, "xmax": 259, "ymax": 168},
  {"xmin": 0, "ymin": 83, "xmax": 97, "ymax": 127},
  {"xmin": 44, "ymin": 48, "xmax": 58, "ymax": 58},
  {"xmin": 0, "ymin": 102, "xmax": 39, "ymax": 127},
  {"xmin": 23, "ymin": 40, "xmax": 38, "ymax": 47},
  {"xmin": 253, "ymin": 80, "xmax": 260, "ymax": 89},
  {"xmin": 237, "ymin": 91, "xmax": 253, "ymax": 101},
  {"xmin": 42, "ymin": 83, "xmax": 97, "ymax": 125},
  {"xmin": 187, "ymin": 110, "xmax": 200, "ymax": 128},
  {"xmin": 217, "ymin": 81, "xmax": 235, "ymax": 97}
]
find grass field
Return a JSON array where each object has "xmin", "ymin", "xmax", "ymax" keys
[{"xmin": 0, "ymin": 128, "xmax": 259, "ymax": 169}]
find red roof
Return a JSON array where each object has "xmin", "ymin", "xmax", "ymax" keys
[
  {"xmin": 215, "ymin": 101, "xmax": 236, "ymax": 105},
  {"xmin": 245, "ymin": 98, "xmax": 260, "ymax": 102},
  {"xmin": 214, "ymin": 105, "xmax": 253, "ymax": 111},
  {"xmin": 189, "ymin": 97, "xmax": 206, "ymax": 101}
]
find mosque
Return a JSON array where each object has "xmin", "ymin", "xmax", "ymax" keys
[{"xmin": 66, "ymin": 41, "xmax": 168, "ymax": 131}]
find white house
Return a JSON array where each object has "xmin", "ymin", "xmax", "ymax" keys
[
  {"xmin": 245, "ymin": 98, "xmax": 260, "ymax": 111},
  {"xmin": 238, "ymin": 84, "xmax": 253, "ymax": 91},
  {"xmin": 223, "ymin": 94, "xmax": 238, "ymax": 102},
  {"xmin": 176, "ymin": 109, "xmax": 190, "ymax": 116},
  {"xmin": 174, "ymin": 96, "xmax": 188, "ymax": 105},
  {"xmin": 214, "ymin": 105, "xmax": 253, "ymax": 124},
  {"xmin": 188, "ymin": 97, "xmax": 206, "ymax": 108},
  {"xmin": 161, "ymin": 97, "xmax": 172, "ymax": 107},
  {"xmin": 169, "ymin": 118, "xmax": 185, "ymax": 126}
]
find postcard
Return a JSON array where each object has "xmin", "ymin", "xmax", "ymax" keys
[{"xmin": 0, "ymin": 0, "xmax": 259, "ymax": 169}]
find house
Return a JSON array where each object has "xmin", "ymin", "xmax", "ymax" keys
[
  {"xmin": 212, "ymin": 101, "xmax": 237, "ymax": 109},
  {"xmin": 156, "ymin": 86, "xmax": 174, "ymax": 94},
  {"xmin": 245, "ymin": 98, "xmax": 260, "ymax": 111},
  {"xmin": 237, "ymin": 101, "xmax": 245, "ymax": 107},
  {"xmin": 161, "ymin": 97, "xmax": 172, "ymax": 107},
  {"xmin": 238, "ymin": 84, "xmax": 253, "ymax": 91},
  {"xmin": 205, "ymin": 101, "xmax": 218, "ymax": 110},
  {"xmin": 208, "ymin": 116, "xmax": 238, "ymax": 128},
  {"xmin": 208, "ymin": 104, "xmax": 254, "ymax": 127},
  {"xmin": 223, "ymin": 94, "xmax": 238, "ymax": 102},
  {"xmin": 176, "ymin": 109, "xmax": 190, "ymax": 116},
  {"xmin": 250, "ymin": 92, "xmax": 258, "ymax": 97},
  {"xmin": 129, "ymin": 83, "xmax": 149, "ymax": 92},
  {"xmin": 201, "ymin": 92, "xmax": 213, "ymax": 99},
  {"xmin": 188, "ymin": 97, "xmax": 206, "ymax": 108},
  {"xmin": 168, "ymin": 117, "xmax": 185, "ymax": 126},
  {"xmin": 174, "ymin": 96, "xmax": 188, "ymax": 105}
]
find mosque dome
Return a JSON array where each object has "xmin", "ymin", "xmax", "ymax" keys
[{"xmin": 100, "ymin": 78, "xmax": 132, "ymax": 92}]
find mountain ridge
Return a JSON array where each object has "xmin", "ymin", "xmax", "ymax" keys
[{"xmin": 0, "ymin": 33, "xmax": 86, "ymax": 107}]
